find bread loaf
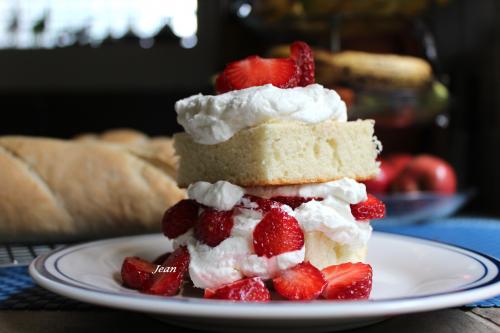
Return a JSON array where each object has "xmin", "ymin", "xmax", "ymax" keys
[{"xmin": 0, "ymin": 132, "xmax": 185, "ymax": 242}]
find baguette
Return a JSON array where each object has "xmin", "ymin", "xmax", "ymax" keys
[{"xmin": 0, "ymin": 135, "xmax": 185, "ymax": 242}]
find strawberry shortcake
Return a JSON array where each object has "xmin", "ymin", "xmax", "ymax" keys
[{"xmin": 121, "ymin": 41, "xmax": 385, "ymax": 302}]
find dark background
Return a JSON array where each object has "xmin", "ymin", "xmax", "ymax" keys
[{"xmin": 1, "ymin": 0, "xmax": 500, "ymax": 216}]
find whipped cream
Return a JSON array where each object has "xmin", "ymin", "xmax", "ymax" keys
[
  {"xmin": 175, "ymin": 84, "xmax": 347, "ymax": 144},
  {"xmin": 188, "ymin": 181, "xmax": 244, "ymax": 211},
  {"xmin": 294, "ymin": 198, "xmax": 371, "ymax": 249}
]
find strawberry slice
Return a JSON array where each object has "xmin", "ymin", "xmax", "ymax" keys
[
  {"xmin": 253, "ymin": 208, "xmax": 304, "ymax": 257},
  {"xmin": 121, "ymin": 257, "xmax": 156, "ymax": 290},
  {"xmin": 272, "ymin": 262, "xmax": 326, "ymax": 300},
  {"xmin": 270, "ymin": 196, "xmax": 323, "ymax": 209},
  {"xmin": 204, "ymin": 277, "xmax": 271, "ymax": 302},
  {"xmin": 290, "ymin": 41, "xmax": 315, "ymax": 86},
  {"xmin": 350, "ymin": 194, "xmax": 386, "ymax": 221},
  {"xmin": 194, "ymin": 208, "xmax": 234, "ymax": 247},
  {"xmin": 321, "ymin": 262, "xmax": 373, "ymax": 300},
  {"xmin": 216, "ymin": 56, "xmax": 300, "ymax": 94},
  {"xmin": 162, "ymin": 199, "xmax": 199, "ymax": 239},
  {"xmin": 144, "ymin": 246, "xmax": 190, "ymax": 296}
]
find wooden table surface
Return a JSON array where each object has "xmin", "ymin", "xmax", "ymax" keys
[{"xmin": 1, "ymin": 308, "xmax": 499, "ymax": 333}]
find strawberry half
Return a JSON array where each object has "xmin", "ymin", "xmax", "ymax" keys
[
  {"xmin": 121, "ymin": 257, "xmax": 156, "ymax": 290},
  {"xmin": 270, "ymin": 196, "xmax": 323, "ymax": 209},
  {"xmin": 144, "ymin": 246, "xmax": 190, "ymax": 296},
  {"xmin": 350, "ymin": 194, "xmax": 386, "ymax": 221},
  {"xmin": 216, "ymin": 56, "xmax": 300, "ymax": 94},
  {"xmin": 321, "ymin": 263, "xmax": 372, "ymax": 300},
  {"xmin": 162, "ymin": 199, "xmax": 199, "ymax": 239},
  {"xmin": 272, "ymin": 262, "xmax": 326, "ymax": 300},
  {"xmin": 204, "ymin": 277, "xmax": 271, "ymax": 302},
  {"xmin": 290, "ymin": 41, "xmax": 315, "ymax": 86},
  {"xmin": 194, "ymin": 208, "xmax": 234, "ymax": 247},
  {"xmin": 253, "ymin": 208, "xmax": 304, "ymax": 258}
]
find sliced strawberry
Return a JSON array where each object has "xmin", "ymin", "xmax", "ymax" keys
[
  {"xmin": 144, "ymin": 246, "xmax": 190, "ymax": 296},
  {"xmin": 121, "ymin": 256, "xmax": 156, "ymax": 290},
  {"xmin": 290, "ymin": 41, "xmax": 315, "ymax": 86},
  {"xmin": 241, "ymin": 194, "xmax": 283, "ymax": 212},
  {"xmin": 270, "ymin": 196, "xmax": 323, "ymax": 209},
  {"xmin": 217, "ymin": 56, "xmax": 300, "ymax": 93},
  {"xmin": 272, "ymin": 262, "xmax": 326, "ymax": 300},
  {"xmin": 253, "ymin": 208, "xmax": 304, "ymax": 257},
  {"xmin": 162, "ymin": 199, "xmax": 199, "ymax": 239},
  {"xmin": 194, "ymin": 208, "xmax": 234, "ymax": 247},
  {"xmin": 350, "ymin": 194, "xmax": 386, "ymax": 221},
  {"xmin": 204, "ymin": 277, "xmax": 271, "ymax": 302},
  {"xmin": 321, "ymin": 262, "xmax": 373, "ymax": 300}
]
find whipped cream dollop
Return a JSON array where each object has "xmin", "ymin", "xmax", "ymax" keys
[
  {"xmin": 187, "ymin": 181, "xmax": 244, "ymax": 211},
  {"xmin": 175, "ymin": 84, "xmax": 347, "ymax": 144},
  {"xmin": 294, "ymin": 198, "xmax": 371, "ymax": 249}
]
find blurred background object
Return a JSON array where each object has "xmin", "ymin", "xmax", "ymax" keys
[{"xmin": 1, "ymin": 0, "xmax": 500, "ymax": 227}]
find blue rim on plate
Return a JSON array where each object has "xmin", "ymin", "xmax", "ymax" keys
[{"xmin": 29, "ymin": 232, "xmax": 500, "ymax": 319}]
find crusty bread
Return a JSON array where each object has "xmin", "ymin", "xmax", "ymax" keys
[
  {"xmin": 0, "ymin": 135, "xmax": 185, "ymax": 242},
  {"xmin": 174, "ymin": 119, "xmax": 380, "ymax": 187}
]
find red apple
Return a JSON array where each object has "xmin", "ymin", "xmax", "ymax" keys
[
  {"xmin": 385, "ymin": 154, "xmax": 413, "ymax": 178},
  {"xmin": 392, "ymin": 155, "xmax": 457, "ymax": 194},
  {"xmin": 363, "ymin": 160, "xmax": 395, "ymax": 193}
]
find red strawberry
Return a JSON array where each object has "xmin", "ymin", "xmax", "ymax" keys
[
  {"xmin": 121, "ymin": 257, "xmax": 156, "ymax": 290},
  {"xmin": 241, "ymin": 195, "xmax": 283, "ymax": 212},
  {"xmin": 350, "ymin": 194, "xmax": 386, "ymax": 221},
  {"xmin": 204, "ymin": 277, "xmax": 271, "ymax": 302},
  {"xmin": 194, "ymin": 208, "xmax": 234, "ymax": 247},
  {"xmin": 216, "ymin": 56, "xmax": 300, "ymax": 94},
  {"xmin": 270, "ymin": 196, "xmax": 323, "ymax": 209},
  {"xmin": 272, "ymin": 262, "xmax": 326, "ymax": 300},
  {"xmin": 144, "ymin": 246, "xmax": 190, "ymax": 296},
  {"xmin": 290, "ymin": 41, "xmax": 315, "ymax": 86},
  {"xmin": 162, "ymin": 199, "xmax": 199, "ymax": 239},
  {"xmin": 321, "ymin": 262, "xmax": 373, "ymax": 300},
  {"xmin": 253, "ymin": 208, "xmax": 304, "ymax": 257}
]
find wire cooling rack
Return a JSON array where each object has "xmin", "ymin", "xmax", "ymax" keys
[{"xmin": 0, "ymin": 244, "xmax": 64, "ymax": 267}]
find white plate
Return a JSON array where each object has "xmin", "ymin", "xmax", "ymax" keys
[{"xmin": 30, "ymin": 232, "xmax": 500, "ymax": 332}]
